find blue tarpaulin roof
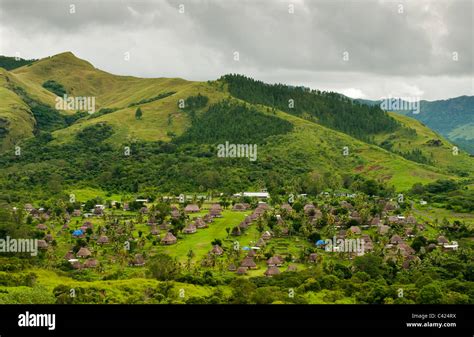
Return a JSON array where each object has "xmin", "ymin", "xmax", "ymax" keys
[
  {"xmin": 316, "ymin": 240, "xmax": 326, "ymax": 245},
  {"xmin": 72, "ymin": 229, "xmax": 83, "ymax": 236}
]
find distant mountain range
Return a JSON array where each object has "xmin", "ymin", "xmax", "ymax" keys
[{"xmin": 355, "ymin": 96, "xmax": 474, "ymax": 154}]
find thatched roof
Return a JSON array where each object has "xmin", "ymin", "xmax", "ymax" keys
[
  {"xmin": 36, "ymin": 223, "xmax": 47, "ymax": 230},
  {"xmin": 304, "ymin": 204, "xmax": 316, "ymax": 214},
  {"xmin": 236, "ymin": 266, "xmax": 248, "ymax": 275},
  {"xmin": 76, "ymin": 247, "xmax": 92, "ymax": 257},
  {"xmin": 203, "ymin": 214, "xmax": 213, "ymax": 223},
  {"xmin": 209, "ymin": 209, "xmax": 222, "ymax": 217},
  {"xmin": 210, "ymin": 245, "xmax": 224, "ymax": 255},
  {"xmin": 83, "ymin": 259, "xmax": 98, "ymax": 268},
  {"xmin": 171, "ymin": 210, "xmax": 181, "ymax": 218},
  {"xmin": 261, "ymin": 231, "xmax": 272, "ymax": 240},
  {"xmin": 378, "ymin": 225, "xmax": 390, "ymax": 235},
  {"xmin": 370, "ymin": 216, "xmax": 381, "ymax": 226},
  {"xmin": 264, "ymin": 266, "xmax": 281, "ymax": 277},
  {"xmin": 161, "ymin": 232, "xmax": 177, "ymax": 245},
  {"xmin": 286, "ymin": 264, "xmax": 297, "ymax": 272},
  {"xmin": 406, "ymin": 215, "xmax": 417, "ymax": 224},
  {"xmin": 267, "ymin": 256, "xmax": 283, "ymax": 266},
  {"xmin": 184, "ymin": 204, "xmax": 200, "ymax": 213},
  {"xmin": 390, "ymin": 234, "xmax": 404, "ymax": 245},
  {"xmin": 194, "ymin": 218, "xmax": 208, "ymax": 229},
  {"xmin": 256, "ymin": 238, "xmax": 266, "ymax": 247},
  {"xmin": 281, "ymin": 203, "xmax": 293, "ymax": 212},
  {"xmin": 97, "ymin": 236, "xmax": 109, "ymax": 244},
  {"xmin": 437, "ymin": 236, "xmax": 448, "ymax": 244},
  {"xmin": 241, "ymin": 257, "xmax": 257, "ymax": 268},
  {"xmin": 183, "ymin": 223, "xmax": 197, "ymax": 234},
  {"xmin": 228, "ymin": 263, "xmax": 237, "ymax": 271},
  {"xmin": 37, "ymin": 240, "xmax": 48, "ymax": 249},
  {"xmin": 210, "ymin": 204, "xmax": 222, "ymax": 211},
  {"xmin": 232, "ymin": 203, "xmax": 247, "ymax": 211},
  {"xmin": 64, "ymin": 251, "xmax": 75, "ymax": 260},
  {"xmin": 44, "ymin": 234, "xmax": 53, "ymax": 242},
  {"xmin": 308, "ymin": 253, "xmax": 318, "ymax": 262},
  {"xmin": 132, "ymin": 254, "xmax": 145, "ymax": 266},
  {"xmin": 349, "ymin": 226, "xmax": 361, "ymax": 235},
  {"xmin": 247, "ymin": 249, "xmax": 257, "ymax": 257}
]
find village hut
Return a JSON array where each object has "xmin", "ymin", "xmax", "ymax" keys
[
  {"xmin": 44, "ymin": 234, "xmax": 53, "ymax": 242},
  {"xmin": 281, "ymin": 203, "xmax": 293, "ymax": 213},
  {"xmin": 195, "ymin": 218, "xmax": 208, "ymax": 229},
  {"xmin": 349, "ymin": 226, "xmax": 362, "ymax": 235},
  {"xmin": 36, "ymin": 223, "xmax": 47, "ymax": 230},
  {"xmin": 437, "ymin": 236, "xmax": 449, "ymax": 245},
  {"xmin": 256, "ymin": 238, "xmax": 266, "ymax": 247},
  {"xmin": 232, "ymin": 203, "xmax": 247, "ymax": 211},
  {"xmin": 97, "ymin": 236, "xmax": 109, "ymax": 244},
  {"xmin": 161, "ymin": 232, "xmax": 177, "ymax": 245},
  {"xmin": 83, "ymin": 259, "xmax": 98, "ymax": 268},
  {"xmin": 241, "ymin": 257, "xmax": 257, "ymax": 269},
  {"xmin": 210, "ymin": 245, "xmax": 224, "ymax": 255},
  {"xmin": 184, "ymin": 204, "xmax": 200, "ymax": 213},
  {"xmin": 378, "ymin": 225, "xmax": 390, "ymax": 235},
  {"xmin": 267, "ymin": 256, "xmax": 283, "ymax": 267},
  {"xmin": 228, "ymin": 263, "xmax": 237, "ymax": 272},
  {"xmin": 390, "ymin": 235, "xmax": 404, "ymax": 245},
  {"xmin": 308, "ymin": 253, "xmax": 318, "ymax": 263},
  {"xmin": 37, "ymin": 240, "xmax": 49, "ymax": 249},
  {"xmin": 183, "ymin": 223, "xmax": 197, "ymax": 234},
  {"xmin": 131, "ymin": 254, "xmax": 145, "ymax": 266},
  {"xmin": 76, "ymin": 247, "xmax": 92, "ymax": 258},
  {"xmin": 64, "ymin": 251, "xmax": 75, "ymax": 260},
  {"xmin": 203, "ymin": 214, "xmax": 213, "ymax": 223},
  {"xmin": 264, "ymin": 266, "xmax": 281, "ymax": 277},
  {"xmin": 261, "ymin": 231, "xmax": 272, "ymax": 240},
  {"xmin": 236, "ymin": 267, "xmax": 248, "ymax": 275},
  {"xmin": 286, "ymin": 264, "xmax": 298, "ymax": 272}
]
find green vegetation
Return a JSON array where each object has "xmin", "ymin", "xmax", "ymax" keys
[
  {"xmin": 0, "ymin": 55, "xmax": 36, "ymax": 70},
  {"xmin": 42, "ymin": 79, "xmax": 67, "ymax": 96}
]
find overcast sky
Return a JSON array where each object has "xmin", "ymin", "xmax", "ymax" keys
[{"xmin": 0, "ymin": 0, "xmax": 472, "ymax": 100}]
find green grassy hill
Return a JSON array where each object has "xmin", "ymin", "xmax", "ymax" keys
[{"xmin": 0, "ymin": 52, "xmax": 472, "ymax": 197}]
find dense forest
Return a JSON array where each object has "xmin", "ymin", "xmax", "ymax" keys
[
  {"xmin": 0, "ymin": 55, "xmax": 37, "ymax": 70},
  {"xmin": 221, "ymin": 74, "xmax": 400, "ymax": 141}
]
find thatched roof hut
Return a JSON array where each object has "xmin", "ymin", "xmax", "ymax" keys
[
  {"xmin": 209, "ymin": 208, "xmax": 222, "ymax": 217},
  {"xmin": 195, "ymin": 218, "xmax": 208, "ymax": 229},
  {"xmin": 210, "ymin": 245, "xmax": 224, "ymax": 255},
  {"xmin": 304, "ymin": 204, "xmax": 316, "ymax": 214},
  {"xmin": 378, "ymin": 225, "xmax": 390, "ymax": 235},
  {"xmin": 247, "ymin": 249, "xmax": 257, "ymax": 257},
  {"xmin": 183, "ymin": 223, "xmax": 197, "ymax": 234},
  {"xmin": 171, "ymin": 209, "xmax": 181, "ymax": 219},
  {"xmin": 256, "ymin": 238, "xmax": 266, "ymax": 247},
  {"xmin": 37, "ymin": 240, "xmax": 48, "ymax": 249},
  {"xmin": 437, "ymin": 236, "xmax": 449, "ymax": 244},
  {"xmin": 281, "ymin": 203, "xmax": 293, "ymax": 212},
  {"xmin": 231, "ymin": 226, "xmax": 241, "ymax": 236},
  {"xmin": 64, "ymin": 251, "xmax": 75, "ymax": 260},
  {"xmin": 76, "ymin": 247, "xmax": 92, "ymax": 258},
  {"xmin": 203, "ymin": 214, "xmax": 213, "ymax": 223},
  {"xmin": 131, "ymin": 254, "xmax": 145, "ymax": 266},
  {"xmin": 83, "ymin": 259, "xmax": 98, "ymax": 268},
  {"xmin": 267, "ymin": 256, "xmax": 283, "ymax": 267},
  {"xmin": 236, "ymin": 266, "xmax": 248, "ymax": 275},
  {"xmin": 349, "ymin": 226, "xmax": 361, "ymax": 235},
  {"xmin": 97, "ymin": 236, "xmax": 109, "ymax": 244},
  {"xmin": 261, "ymin": 231, "xmax": 272, "ymax": 240},
  {"xmin": 390, "ymin": 234, "xmax": 404, "ymax": 245},
  {"xmin": 44, "ymin": 234, "xmax": 53, "ymax": 242},
  {"xmin": 161, "ymin": 232, "xmax": 177, "ymax": 245},
  {"xmin": 71, "ymin": 261, "xmax": 82, "ymax": 269},
  {"xmin": 184, "ymin": 204, "xmax": 200, "ymax": 213},
  {"xmin": 286, "ymin": 264, "xmax": 298, "ymax": 272},
  {"xmin": 241, "ymin": 256, "xmax": 257, "ymax": 269},
  {"xmin": 232, "ymin": 203, "xmax": 247, "ymax": 211},
  {"xmin": 36, "ymin": 223, "xmax": 47, "ymax": 230},
  {"xmin": 308, "ymin": 253, "xmax": 318, "ymax": 263},
  {"xmin": 228, "ymin": 263, "xmax": 237, "ymax": 271},
  {"xmin": 264, "ymin": 266, "xmax": 281, "ymax": 277}
]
